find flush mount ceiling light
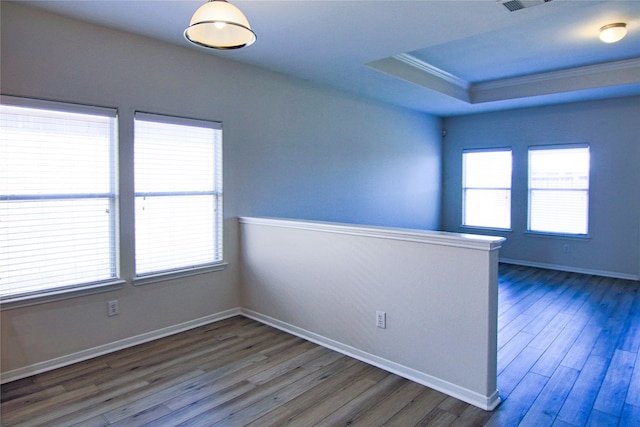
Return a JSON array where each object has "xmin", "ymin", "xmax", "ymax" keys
[
  {"xmin": 599, "ymin": 22, "xmax": 627, "ymax": 43},
  {"xmin": 185, "ymin": 0, "xmax": 256, "ymax": 50}
]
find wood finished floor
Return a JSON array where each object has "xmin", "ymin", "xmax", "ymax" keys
[{"xmin": 2, "ymin": 264, "xmax": 639, "ymax": 426}]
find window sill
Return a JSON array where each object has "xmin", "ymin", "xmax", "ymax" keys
[
  {"xmin": 0, "ymin": 279, "xmax": 126, "ymax": 311},
  {"xmin": 133, "ymin": 262, "xmax": 229, "ymax": 287},
  {"xmin": 525, "ymin": 231, "xmax": 590, "ymax": 240},
  {"xmin": 460, "ymin": 225, "xmax": 512, "ymax": 235}
]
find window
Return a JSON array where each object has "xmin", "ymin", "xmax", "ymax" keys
[
  {"xmin": 462, "ymin": 149, "xmax": 512, "ymax": 229},
  {"xmin": 528, "ymin": 145, "xmax": 590, "ymax": 235},
  {"xmin": 0, "ymin": 97, "xmax": 118, "ymax": 302},
  {"xmin": 134, "ymin": 113, "xmax": 223, "ymax": 279}
]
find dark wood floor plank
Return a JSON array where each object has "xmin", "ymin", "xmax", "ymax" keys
[
  {"xmin": 347, "ymin": 379, "xmax": 426, "ymax": 426},
  {"xmin": 517, "ymin": 365, "xmax": 579, "ymax": 427},
  {"xmin": 1, "ymin": 384, "xmax": 102, "ymax": 426},
  {"xmin": 30, "ymin": 362, "xmax": 112, "ymax": 390},
  {"xmin": 0, "ymin": 384, "xmax": 66, "ymax": 413},
  {"xmin": 522, "ymin": 301, "xmax": 572, "ymax": 341},
  {"xmin": 497, "ymin": 331, "xmax": 536, "ymax": 374},
  {"xmin": 92, "ymin": 337, "xmax": 253, "ymax": 393},
  {"xmin": 527, "ymin": 310, "xmax": 573, "ymax": 351},
  {"xmin": 586, "ymin": 408, "xmax": 619, "ymax": 426},
  {"xmin": 592, "ymin": 348, "xmax": 636, "ymax": 417},
  {"xmin": 245, "ymin": 344, "xmax": 331, "ymax": 385},
  {"xmin": 499, "ymin": 274, "xmax": 552, "ymax": 325},
  {"xmin": 194, "ymin": 332, "xmax": 299, "ymax": 373},
  {"xmin": 625, "ymin": 349, "xmax": 640, "ymax": 407},
  {"xmin": 452, "ymin": 404, "xmax": 494, "ymax": 427},
  {"xmin": 438, "ymin": 395, "xmax": 472, "ymax": 417},
  {"xmin": 277, "ymin": 361, "xmax": 377, "ymax": 424},
  {"xmin": 270, "ymin": 365, "xmax": 385, "ymax": 426},
  {"xmin": 416, "ymin": 407, "xmax": 459, "ymax": 426},
  {"xmin": 313, "ymin": 373, "xmax": 406, "ymax": 427},
  {"xmin": 555, "ymin": 354, "xmax": 610, "ymax": 426},
  {"xmin": 497, "ymin": 345, "xmax": 544, "ymax": 398},
  {"xmin": 529, "ymin": 325, "xmax": 582, "ymax": 377},
  {"xmin": 175, "ymin": 357, "xmax": 363, "ymax": 427},
  {"xmin": 486, "ymin": 372, "xmax": 549, "ymax": 427},
  {"xmin": 107, "ymin": 403, "xmax": 172, "ymax": 427},
  {"xmin": 70, "ymin": 415, "xmax": 109, "ymax": 427},
  {"xmin": 242, "ymin": 405, "xmax": 296, "ymax": 427},
  {"xmin": 146, "ymin": 380, "xmax": 257, "ymax": 426},
  {"xmin": 151, "ymin": 340, "xmax": 320, "ymax": 419},
  {"xmin": 590, "ymin": 286, "xmax": 636, "ymax": 360},
  {"xmin": 381, "ymin": 387, "xmax": 448, "ymax": 426},
  {"xmin": 620, "ymin": 403, "xmax": 640, "ymax": 427},
  {"xmin": 618, "ymin": 310, "xmax": 640, "ymax": 353},
  {"xmin": 208, "ymin": 354, "xmax": 367, "ymax": 426},
  {"xmin": 0, "ymin": 378, "xmax": 41, "ymax": 403},
  {"xmin": 25, "ymin": 373, "xmax": 192, "ymax": 427},
  {"xmin": 561, "ymin": 275, "xmax": 607, "ymax": 319},
  {"xmin": 497, "ymin": 312, "xmax": 535, "ymax": 350},
  {"xmin": 560, "ymin": 323, "xmax": 604, "ymax": 371}
]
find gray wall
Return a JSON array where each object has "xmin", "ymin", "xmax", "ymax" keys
[
  {"xmin": 441, "ymin": 97, "xmax": 640, "ymax": 279},
  {"xmin": 1, "ymin": 2, "xmax": 442, "ymax": 373}
]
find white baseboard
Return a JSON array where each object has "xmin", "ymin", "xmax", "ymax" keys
[
  {"xmin": 240, "ymin": 308, "xmax": 501, "ymax": 411},
  {"xmin": 499, "ymin": 258, "xmax": 639, "ymax": 281},
  {"xmin": 0, "ymin": 308, "xmax": 242, "ymax": 384}
]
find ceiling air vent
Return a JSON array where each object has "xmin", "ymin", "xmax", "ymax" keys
[{"xmin": 499, "ymin": 0, "xmax": 553, "ymax": 12}]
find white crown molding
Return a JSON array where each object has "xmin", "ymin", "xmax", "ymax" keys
[
  {"xmin": 393, "ymin": 53, "xmax": 470, "ymax": 90},
  {"xmin": 373, "ymin": 54, "xmax": 640, "ymax": 105},
  {"xmin": 472, "ymin": 57, "xmax": 640, "ymax": 92}
]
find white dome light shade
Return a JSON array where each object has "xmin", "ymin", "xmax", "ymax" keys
[
  {"xmin": 185, "ymin": 0, "xmax": 256, "ymax": 50},
  {"xmin": 599, "ymin": 23, "xmax": 627, "ymax": 43}
]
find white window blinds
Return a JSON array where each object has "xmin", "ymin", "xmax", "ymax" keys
[
  {"xmin": 0, "ymin": 97, "xmax": 118, "ymax": 301},
  {"xmin": 134, "ymin": 112, "xmax": 223, "ymax": 277},
  {"xmin": 528, "ymin": 145, "xmax": 590, "ymax": 235},
  {"xmin": 462, "ymin": 149, "xmax": 512, "ymax": 229}
]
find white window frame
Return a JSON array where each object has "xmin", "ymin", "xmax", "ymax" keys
[
  {"xmin": 462, "ymin": 148, "xmax": 512, "ymax": 231},
  {"xmin": 0, "ymin": 96, "xmax": 124, "ymax": 308},
  {"xmin": 133, "ymin": 112, "xmax": 226, "ymax": 286},
  {"xmin": 527, "ymin": 144, "xmax": 590, "ymax": 237}
]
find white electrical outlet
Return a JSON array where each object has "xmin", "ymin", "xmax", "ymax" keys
[
  {"xmin": 108, "ymin": 300, "xmax": 119, "ymax": 317},
  {"xmin": 376, "ymin": 310, "xmax": 386, "ymax": 329}
]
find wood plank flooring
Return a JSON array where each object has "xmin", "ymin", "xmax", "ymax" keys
[{"xmin": 2, "ymin": 264, "xmax": 639, "ymax": 426}]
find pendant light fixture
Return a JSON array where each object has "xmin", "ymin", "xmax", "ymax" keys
[
  {"xmin": 599, "ymin": 22, "xmax": 627, "ymax": 43},
  {"xmin": 185, "ymin": 0, "xmax": 256, "ymax": 50}
]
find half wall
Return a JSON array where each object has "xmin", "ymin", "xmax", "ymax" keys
[{"xmin": 239, "ymin": 217, "xmax": 505, "ymax": 410}]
